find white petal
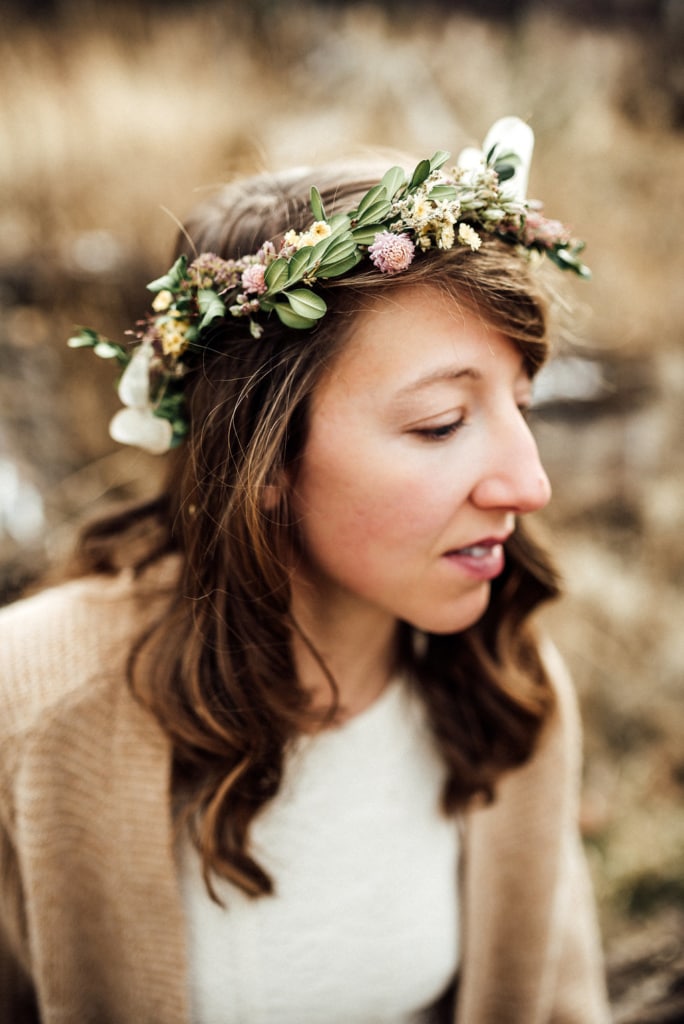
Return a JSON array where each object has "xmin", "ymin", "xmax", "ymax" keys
[
  {"xmin": 117, "ymin": 343, "xmax": 153, "ymax": 409},
  {"xmin": 109, "ymin": 407, "xmax": 173, "ymax": 454},
  {"xmin": 482, "ymin": 116, "xmax": 534, "ymax": 201},
  {"xmin": 456, "ymin": 145, "xmax": 484, "ymax": 183}
]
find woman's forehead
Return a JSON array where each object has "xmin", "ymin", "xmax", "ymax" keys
[{"xmin": 315, "ymin": 286, "xmax": 528, "ymax": 407}]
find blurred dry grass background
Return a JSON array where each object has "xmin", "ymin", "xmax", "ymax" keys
[{"xmin": 0, "ymin": 0, "xmax": 682, "ymax": 1015}]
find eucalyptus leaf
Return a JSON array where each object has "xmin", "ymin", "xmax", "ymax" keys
[
  {"xmin": 319, "ymin": 234, "xmax": 357, "ymax": 261},
  {"xmin": 310, "ymin": 185, "xmax": 326, "ymax": 222},
  {"xmin": 379, "ymin": 165, "xmax": 406, "ymax": 199},
  {"xmin": 93, "ymin": 341, "xmax": 126, "ymax": 360},
  {"xmin": 287, "ymin": 246, "xmax": 314, "ymax": 283},
  {"xmin": 264, "ymin": 257, "xmax": 289, "ymax": 294},
  {"xmin": 350, "ymin": 224, "xmax": 388, "ymax": 244},
  {"xmin": 285, "ymin": 289, "xmax": 327, "ymax": 320},
  {"xmin": 428, "ymin": 185, "xmax": 459, "ymax": 201},
  {"xmin": 316, "ymin": 253, "xmax": 362, "ymax": 279},
  {"xmin": 429, "ymin": 150, "xmax": 451, "ymax": 172},
  {"xmin": 274, "ymin": 303, "xmax": 317, "ymax": 330},
  {"xmin": 317, "ymin": 248, "xmax": 358, "ymax": 277},
  {"xmin": 494, "ymin": 162, "xmax": 515, "ymax": 182},
  {"xmin": 327, "ymin": 212, "xmax": 352, "ymax": 234},
  {"xmin": 409, "ymin": 158, "xmax": 431, "ymax": 190},
  {"xmin": 310, "ymin": 229, "xmax": 355, "ymax": 264},
  {"xmin": 147, "ymin": 254, "xmax": 188, "ymax": 293},
  {"xmin": 197, "ymin": 289, "xmax": 226, "ymax": 329},
  {"xmin": 67, "ymin": 329, "xmax": 100, "ymax": 348},
  {"xmin": 355, "ymin": 183, "xmax": 387, "ymax": 220},
  {"xmin": 548, "ymin": 247, "xmax": 591, "ymax": 279},
  {"xmin": 356, "ymin": 199, "xmax": 392, "ymax": 226}
]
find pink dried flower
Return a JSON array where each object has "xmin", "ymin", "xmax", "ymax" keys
[
  {"xmin": 522, "ymin": 212, "xmax": 570, "ymax": 248},
  {"xmin": 189, "ymin": 253, "xmax": 240, "ymax": 289},
  {"xmin": 368, "ymin": 231, "xmax": 415, "ymax": 275},
  {"xmin": 241, "ymin": 263, "xmax": 267, "ymax": 295}
]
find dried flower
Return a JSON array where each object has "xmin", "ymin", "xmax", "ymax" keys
[
  {"xmin": 458, "ymin": 223, "xmax": 482, "ymax": 251},
  {"xmin": 522, "ymin": 212, "xmax": 570, "ymax": 248},
  {"xmin": 71, "ymin": 120, "xmax": 590, "ymax": 454},
  {"xmin": 241, "ymin": 264, "xmax": 267, "ymax": 295},
  {"xmin": 368, "ymin": 231, "xmax": 416, "ymax": 274},
  {"xmin": 158, "ymin": 317, "xmax": 191, "ymax": 357},
  {"xmin": 151, "ymin": 289, "xmax": 173, "ymax": 313},
  {"xmin": 438, "ymin": 222, "xmax": 455, "ymax": 250},
  {"xmin": 300, "ymin": 221, "xmax": 332, "ymax": 247},
  {"xmin": 189, "ymin": 253, "xmax": 239, "ymax": 290}
]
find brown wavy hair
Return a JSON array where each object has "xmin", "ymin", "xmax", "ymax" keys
[{"xmin": 74, "ymin": 158, "xmax": 561, "ymax": 900}]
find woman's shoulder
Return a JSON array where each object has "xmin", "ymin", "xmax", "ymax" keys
[{"xmin": 0, "ymin": 557, "xmax": 179, "ymax": 743}]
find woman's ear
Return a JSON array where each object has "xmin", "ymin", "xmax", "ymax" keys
[
  {"xmin": 261, "ymin": 482, "xmax": 282, "ymax": 511},
  {"xmin": 262, "ymin": 466, "xmax": 292, "ymax": 512}
]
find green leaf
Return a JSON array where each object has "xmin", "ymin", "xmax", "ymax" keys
[
  {"xmin": 409, "ymin": 158, "xmax": 431, "ymax": 190},
  {"xmin": 309, "ymin": 227, "xmax": 354, "ymax": 263},
  {"xmin": 287, "ymin": 246, "xmax": 314, "ymax": 284},
  {"xmin": 146, "ymin": 254, "xmax": 188, "ymax": 293},
  {"xmin": 285, "ymin": 289, "xmax": 327, "ymax": 320},
  {"xmin": 264, "ymin": 257, "xmax": 289, "ymax": 294},
  {"xmin": 310, "ymin": 185, "xmax": 326, "ymax": 222},
  {"xmin": 317, "ymin": 235, "xmax": 357, "ymax": 264},
  {"xmin": 495, "ymin": 162, "xmax": 515, "ymax": 183},
  {"xmin": 547, "ymin": 247, "xmax": 591, "ymax": 279},
  {"xmin": 316, "ymin": 252, "xmax": 362, "ymax": 279},
  {"xmin": 274, "ymin": 303, "xmax": 317, "ymax": 330},
  {"xmin": 355, "ymin": 198, "xmax": 392, "ymax": 226},
  {"xmin": 326, "ymin": 212, "xmax": 351, "ymax": 234},
  {"xmin": 68, "ymin": 329, "xmax": 128, "ymax": 364},
  {"xmin": 350, "ymin": 224, "xmax": 387, "ymax": 244},
  {"xmin": 67, "ymin": 328, "xmax": 101, "ymax": 348},
  {"xmin": 93, "ymin": 341, "xmax": 126, "ymax": 360},
  {"xmin": 197, "ymin": 289, "xmax": 226, "ymax": 329},
  {"xmin": 380, "ymin": 165, "xmax": 406, "ymax": 199},
  {"xmin": 429, "ymin": 150, "xmax": 450, "ymax": 172},
  {"xmin": 427, "ymin": 185, "xmax": 458, "ymax": 201},
  {"xmin": 355, "ymin": 184, "xmax": 387, "ymax": 220}
]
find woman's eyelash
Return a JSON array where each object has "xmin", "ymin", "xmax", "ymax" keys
[{"xmin": 413, "ymin": 418, "xmax": 465, "ymax": 441}]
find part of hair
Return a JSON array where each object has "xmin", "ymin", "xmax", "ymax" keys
[{"xmin": 73, "ymin": 157, "xmax": 561, "ymax": 901}]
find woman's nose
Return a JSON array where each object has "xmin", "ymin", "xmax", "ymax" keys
[{"xmin": 471, "ymin": 417, "xmax": 552, "ymax": 514}]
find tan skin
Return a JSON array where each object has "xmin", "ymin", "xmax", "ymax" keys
[{"xmin": 287, "ymin": 285, "xmax": 552, "ymax": 720}]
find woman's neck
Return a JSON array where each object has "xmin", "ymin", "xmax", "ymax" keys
[{"xmin": 289, "ymin": 579, "xmax": 399, "ymax": 724}]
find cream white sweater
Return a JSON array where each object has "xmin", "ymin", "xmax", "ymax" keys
[{"xmin": 179, "ymin": 678, "xmax": 459, "ymax": 1023}]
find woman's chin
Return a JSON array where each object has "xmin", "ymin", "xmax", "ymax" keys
[{"xmin": 410, "ymin": 582, "xmax": 492, "ymax": 636}]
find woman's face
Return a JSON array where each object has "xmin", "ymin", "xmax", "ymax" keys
[{"xmin": 290, "ymin": 284, "xmax": 551, "ymax": 636}]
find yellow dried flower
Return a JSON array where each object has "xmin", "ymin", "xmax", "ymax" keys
[
  {"xmin": 151, "ymin": 289, "xmax": 174, "ymax": 313},
  {"xmin": 158, "ymin": 317, "xmax": 191, "ymax": 357},
  {"xmin": 300, "ymin": 221, "xmax": 332, "ymax": 247}
]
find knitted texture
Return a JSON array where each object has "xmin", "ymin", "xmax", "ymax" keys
[{"xmin": 0, "ymin": 566, "xmax": 610, "ymax": 1023}]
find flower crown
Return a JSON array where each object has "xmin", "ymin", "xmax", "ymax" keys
[{"xmin": 69, "ymin": 117, "xmax": 590, "ymax": 454}]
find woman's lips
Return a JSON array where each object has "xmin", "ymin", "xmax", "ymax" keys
[{"xmin": 443, "ymin": 538, "xmax": 506, "ymax": 580}]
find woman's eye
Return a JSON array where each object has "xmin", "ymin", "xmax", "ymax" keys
[{"xmin": 413, "ymin": 418, "xmax": 465, "ymax": 441}]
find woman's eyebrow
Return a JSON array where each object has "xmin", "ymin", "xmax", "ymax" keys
[{"xmin": 391, "ymin": 367, "xmax": 482, "ymax": 402}]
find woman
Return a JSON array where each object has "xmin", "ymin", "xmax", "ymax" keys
[{"xmin": 0, "ymin": 119, "xmax": 610, "ymax": 1022}]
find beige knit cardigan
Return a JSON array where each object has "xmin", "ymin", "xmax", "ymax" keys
[{"xmin": 0, "ymin": 565, "xmax": 611, "ymax": 1024}]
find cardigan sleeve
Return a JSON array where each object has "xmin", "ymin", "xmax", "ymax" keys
[
  {"xmin": 542, "ymin": 641, "xmax": 612, "ymax": 1024},
  {"xmin": 456, "ymin": 638, "xmax": 612, "ymax": 1023},
  {"xmin": 549, "ymin": 829, "xmax": 612, "ymax": 1023},
  {"xmin": 0, "ymin": 806, "xmax": 39, "ymax": 1023}
]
